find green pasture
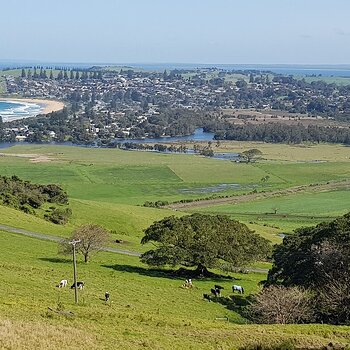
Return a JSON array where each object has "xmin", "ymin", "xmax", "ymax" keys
[
  {"xmin": 180, "ymin": 70, "xmax": 248, "ymax": 84},
  {"xmin": 0, "ymin": 145, "xmax": 280, "ymax": 205},
  {"xmin": 1, "ymin": 69, "xmax": 23, "ymax": 77},
  {"xmin": 0, "ymin": 231, "xmax": 349, "ymax": 350},
  {"xmin": 214, "ymin": 142, "xmax": 350, "ymax": 163},
  {"xmin": 196, "ymin": 189, "xmax": 350, "ymax": 232},
  {"xmin": 0, "ymin": 144, "xmax": 350, "ymax": 348},
  {"xmin": 0, "ymin": 144, "xmax": 349, "ymax": 243},
  {"xmin": 255, "ymin": 162, "xmax": 350, "ymax": 186},
  {"xmin": 1, "ymin": 68, "xmax": 69, "ymax": 79},
  {"xmin": 298, "ymin": 75, "xmax": 350, "ymax": 86}
]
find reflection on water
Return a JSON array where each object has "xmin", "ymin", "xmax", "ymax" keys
[
  {"xmin": 0, "ymin": 129, "xmax": 240, "ymax": 161},
  {"xmin": 114, "ymin": 128, "xmax": 215, "ymax": 143}
]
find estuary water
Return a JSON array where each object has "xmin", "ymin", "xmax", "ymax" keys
[
  {"xmin": 0, "ymin": 128, "xmax": 240, "ymax": 160},
  {"xmin": 115, "ymin": 128, "xmax": 215, "ymax": 143}
]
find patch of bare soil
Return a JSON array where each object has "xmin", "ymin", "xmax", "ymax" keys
[{"xmin": 0, "ymin": 153, "xmax": 55, "ymax": 163}]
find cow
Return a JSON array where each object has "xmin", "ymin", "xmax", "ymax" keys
[
  {"xmin": 58, "ymin": 279, "xmax": 68, "ymax": 288},
  {"xmin": 214, "ymin": 284, "xmax": 224, "ymax": 290},
  {"xmin": 181, "ymin": 279, "xmax": 194, "ymax": 289},
  {"xmin": 232, "ymin": 285, "xmax": 244, "ymax": 294},
  {"xmin": 203, "ymin": 293, "xmax": 211, "ymax": 302},
  {"xmin": 211, "ymin": 288, "xmax": 221, "ymax": 297},
  {"xmin": 105, "ymin": 291, "xmax": 110, "ymax": 302},
  {"xmin": 71, "ymin": 281, "xmax": 84, "ymax": 289}
]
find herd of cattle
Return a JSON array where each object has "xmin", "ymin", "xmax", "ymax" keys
[
  {"xmin": 203, "ymin": 284, "xmax": 245, "ymax": 301},
  {"xmin": 57, "ymin": 279, "xmax": 85, "ymax": 289},
  {"xmin": 57, "ymin": 278, "xmax": 244, "ymax": 303},
  {"xmin": 57, "ymin": 279, "xmax": 110, "ymax": 302}
]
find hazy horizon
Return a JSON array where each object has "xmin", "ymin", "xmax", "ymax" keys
[{"xmin": 1, "ymin": 0, "xmax": 350, "ymax": 65}]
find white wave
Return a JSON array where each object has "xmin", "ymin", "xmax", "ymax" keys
[{"xmin": 0, "ymin": 101, "xmax": 43, "ymax": 122}]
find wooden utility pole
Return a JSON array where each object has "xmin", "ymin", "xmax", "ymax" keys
[{"xmin": 69, "ymin": 239, "xmax": 81, "ymax": 304}]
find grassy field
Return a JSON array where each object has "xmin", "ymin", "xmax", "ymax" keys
[
  {"xmin": 195, "ymin": 189, "xmax": 350, "ymax": 232},
  {"xmin": 1, "ymin": 143, "xmax": 349, "ymax": 235},
  {"xmin": 1, "ymin": 68, "xmax": 68, "ymax": 79},
  {"xmin": 300, "ymin": 75, "xmax": 350, "ymax": 86},
  {"xmin": 0, "ymin": 143, "xmax": 350, "ymax": 348},
  {"xmin": 0, "ymin": 231, "xmax": 349, "ymax": 350}
]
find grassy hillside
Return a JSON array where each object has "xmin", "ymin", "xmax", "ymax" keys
[
  {"xmin": 0, "ymin": 231, "xmax": 349, "ymax": 350},
  {"xmin": 0, "ymin": 143, "xmax": 350, "ymax": 348}
]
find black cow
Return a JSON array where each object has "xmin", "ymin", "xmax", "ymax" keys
[
  {"xmin": 214, "ymin": 284, "xmax": 224, "ymax": 290},
  {"xmin": 71, "ymin": 281, "xmax": 84, "ymax": 289},
  {"xmin": 211, "ymin": 288, "xmax": 220, "ymax": 297},
  {"xmin": 203, "ymin": 294, "xmax": 211, "ymax": 302},
  {"xmin": 105, "ymin": 291, "xmax": 110, "ymax": 302}
]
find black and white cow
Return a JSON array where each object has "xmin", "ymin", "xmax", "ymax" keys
[
  {"xmin": 58, "ymin": 279, "xmax": 68, "ymax": 288},
  {"xmin": 71, "ymin": 281, "xmax": 85, "ymax": 289}
]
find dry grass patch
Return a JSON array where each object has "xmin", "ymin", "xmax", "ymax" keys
[{"xmin": 0, "ymin": 318, "xmax": 99, "ymax": 350}]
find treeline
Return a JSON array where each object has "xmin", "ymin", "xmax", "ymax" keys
[
  {"xmin": 0, "ymin": 175, "xmax": 71, "ymax": 224},
  {"xmin": 113, "ymin": 141, "xmax": 214, "ymax": 156},
  {"xmin": 20, "ymin": 67, "xmax": 103, "ymax": 80},
  {"xmin": 215, "ymin": 122, "xmax": 350, "ymax": 144}
]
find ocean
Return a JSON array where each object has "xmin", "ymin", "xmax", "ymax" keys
[
  {"xmin": 0, "ymin": 100, "xmax": 43, "ymax": 122},
  {"xmin": 1, "ymin": 61, "xmax": 350, "ymax": 77}
]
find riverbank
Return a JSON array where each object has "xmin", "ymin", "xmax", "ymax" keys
[{"xmin": 0, "ymin": 98, "xmax": 65, "ymax": 114}]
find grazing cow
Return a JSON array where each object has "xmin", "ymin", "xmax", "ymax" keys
[
  {"xmin": 211, "ymin": 288, "xmax": 220, "ymax": 297},
  {"xmin": 203, "ymin": 293, "xmax": 211, "ymax": 302},
  {"xmin": 58, "ymin": 279, "xmax": 68, "ymax": 288},
  {"xmin": 71, "ymin": 281, "xmax": 84, "ymax": 289},
  {"xmin": 232, "ymin": 285, "xmax": 244, "ymax": 294},
  {"xmin": 105, "ymin": 291, "xmax": 110, "ymax": 302},
  {"xmin": 214, "ymin": 284, "xmax": 224, "ymax": 290},
  {"xmin": 181, "ymin": 279, "xmax": 194, "ymax": 289}
]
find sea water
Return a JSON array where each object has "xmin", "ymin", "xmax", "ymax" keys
[{"xmin": 0, "ymin": 101, "xmax": 43, "ymax": 121}]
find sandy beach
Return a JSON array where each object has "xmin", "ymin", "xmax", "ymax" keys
[{"xmin": 0, "ymin": 98, "xmax": 65, "ymax": 114}]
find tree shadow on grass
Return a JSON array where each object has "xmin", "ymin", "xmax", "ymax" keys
[
  {"xmin": 39, "ymin": 257, "xmax": 71, "ymax": 264},
  {"xmin": 207, "ymin": 294, "xmax": 251, "ymax": 315},
  {"xmin": 102, "ymin": 264, "xmax": 234, "ymax": 281}
]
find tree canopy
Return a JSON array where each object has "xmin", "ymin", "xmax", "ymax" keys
[
  {"xmin": 268, "ymin": 213, "xmax": 350, "ymax": 288},
  {"xmin": 240, "ymin": 148, "xmax": 263, "ymax": 162},
  {"xmin": 267, "ymin": 212, "xmax": 350, "ymax": 324},
  {"xmin": 140, "ymin": 214, "xmax": 271, "ymax": 275}
]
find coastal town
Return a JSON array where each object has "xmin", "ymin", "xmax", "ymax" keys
[{"xmin": 1, "ymin": 66, "xmax": 350, "ymax": 144}]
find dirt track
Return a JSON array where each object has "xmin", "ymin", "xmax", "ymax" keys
[{"xmin": 165, "ymin": 179, "xmax": 350, "ymax": 210}]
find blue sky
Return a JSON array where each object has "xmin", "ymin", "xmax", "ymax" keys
[{"xmin": 1, "ymin": 0, "xmax": 350, "ymax": 64}]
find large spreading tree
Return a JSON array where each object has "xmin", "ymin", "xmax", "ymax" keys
[{"xmin": 140, "ymin": 213, "xmax": 271, "ymax": 275}]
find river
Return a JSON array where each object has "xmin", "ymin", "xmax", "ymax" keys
[{"xmin": 0, "ymin": 128, "xmax": 240, "ymax": 160}]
